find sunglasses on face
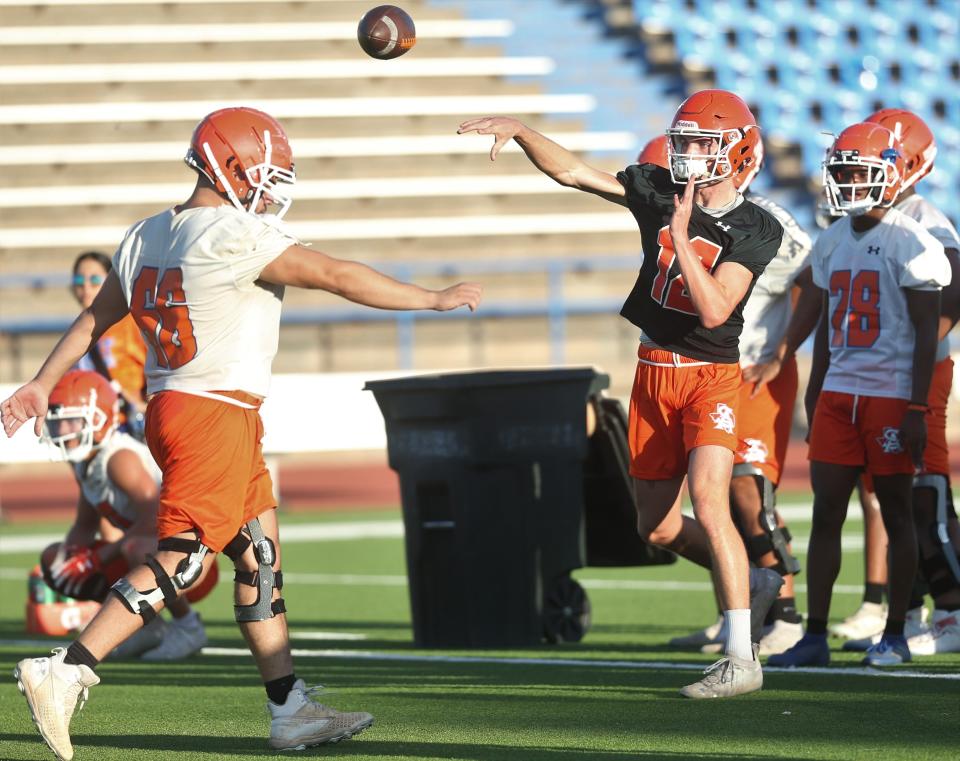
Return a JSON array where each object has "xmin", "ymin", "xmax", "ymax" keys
[{"xmin": 72, "ymin": 274, "xmax": 104, "ymax": 287}]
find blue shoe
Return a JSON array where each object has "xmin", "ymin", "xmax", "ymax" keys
[
  {"xmin": 862, "ymin": 635, "xmax": 911, "ymax": 666},
  {"xmin": 766, "ymin": 633, "xmax": 830, "ymax": 667}
]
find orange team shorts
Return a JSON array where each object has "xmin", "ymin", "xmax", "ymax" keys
[
  {"xmin": 808, "ymin": 390, "xmax": 914, "ymax": 476},
  {"xmin": 734, "ymin": 355, "xmax": 799, "ymax": 485},
  {"xmin": 628, "ymin": 345, "xmax": 742, "ymax": 480},
  {"xmin": 860, "ymin": 355, "xmax": 954, "ymax": 491},
  {"xmin": 145, "ymin": 390, "xmax": 276, "ymax": 553}
]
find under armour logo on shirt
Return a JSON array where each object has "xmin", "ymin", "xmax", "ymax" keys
[
  {"xmin": 709, "ymin": 403, "xmax": 736, "ymax": 434},
  {"xmin": 716, "ymin": 221, "xmax": 731, "ymax": 232},
  {"xmin": 876, "ymin": 426, "xmax": 904, "ymax": 454},
  {"xmin": 867, "ymin": 245, "xmax": 880, "ymax": 255}
]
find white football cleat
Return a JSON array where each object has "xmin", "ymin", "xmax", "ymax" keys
[
  {"xmin": 907, "ymin": 609, "xmax": 960, "ymax": 655},
  {"xmin": 668, "ymin": 614, "xmax": 724, "ymax": 649},
  {"xmin": 758, "ymin": 619, "xmax": 804, "ymax": 656},
  {"xmin": 679, "ymin": 644, "xmax": 762, "ymax": 699},
  {"xmin": 268, "ymin": 679, "xmax": 373, "ymax": 750},
  {"xmin": 829, "ymin": 601, "xmax": 886, "ymax": 641},
  {"xmin": 13, "ymin": 647, "xmax": 100, "ymax": 761}
]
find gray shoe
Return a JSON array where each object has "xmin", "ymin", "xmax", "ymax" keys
[
  {"xmin": 110, "ymin": 616, "xmax": 166, "ymax": 659},
  {"xmin": 749, "ymin": 568, "xmax": 784, "ymax": 644},
  {"xmin": 669, "ymin": 614, "xmax": 725, "ymax": 649},
  {"xmin": 679, "ymin": 645, "xmax": 762, "ymax": 699}
]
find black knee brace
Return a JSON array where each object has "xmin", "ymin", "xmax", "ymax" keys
[{"xmin": 733, "ymin": 463, "xmax": 801, "ymax": 576}]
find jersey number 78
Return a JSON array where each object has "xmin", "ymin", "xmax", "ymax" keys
[{"xmin": 829, "ymin": 269, "xmax": 881, "ymax": 348}]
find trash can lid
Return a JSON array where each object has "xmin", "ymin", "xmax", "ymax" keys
[{"xmin": 363, "ymin": 366, "xmax": 609, "ymax": 393}]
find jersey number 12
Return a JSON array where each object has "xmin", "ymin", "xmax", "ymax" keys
[{"xmin": 650, "ymin": 226, "xmax": 724, "ymax": 315}]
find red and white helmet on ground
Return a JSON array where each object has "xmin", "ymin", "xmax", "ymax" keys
[
  {"xmin": 665, "ymin": 89, "xmax": 763, "ymax": 191},
  {"xmin": 184, "ymin": 107, "xmax": 297, "ymax": 218},
  {"xmin": 865, "ymin": 108, "xmax": 936, "ymax": 191},
  {"xmin": 822, "ymin": 122, "xmax": 906, "ymax": 216},
  {"xmin": 42, "ymin": 370, "xmax": 119, "ymax": 462},
  {"xmin": 636, "ymin": 134, "xmax": 669, "ymax": 168}
]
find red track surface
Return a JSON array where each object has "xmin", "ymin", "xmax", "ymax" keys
[{"xmin": 1, "ymin": 439, "xmax": 956, "ymax": 523}]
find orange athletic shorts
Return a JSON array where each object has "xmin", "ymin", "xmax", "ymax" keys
[
  {"xmin": 734, "ymin": 355, "xmax": 799, "ymax": 485},
  {"xmin": 145, "ymin": 390, "xmax": 276, "ymax": 553},
  {"xmin": 628, "ymin": 345, "xmax": 741, "ymax": 480},
  {"xmin": 808, "ymin": 390, "xmax": 914, "ymax": 476}
]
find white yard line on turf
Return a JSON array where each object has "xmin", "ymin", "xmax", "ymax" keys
[
  {"xmin": 200, "ymin": 646, "xmax": 959, "ymax": 681},
  {"xmin": 0, "ymin": 638, "xmax": 951, "ymax": 681},
  {"xmin": 0, "ymin": 566, "xmax": 868, "ymax": 595}
]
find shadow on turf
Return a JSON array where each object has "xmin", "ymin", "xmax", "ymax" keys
[{"xmin": 0, "ymin": 734, "xmax": 780, "ymax": 758}]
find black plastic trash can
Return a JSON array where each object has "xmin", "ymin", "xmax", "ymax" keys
[{"xmin": 365, "ymin": 368, "xmax": 673, "ymax": 648}]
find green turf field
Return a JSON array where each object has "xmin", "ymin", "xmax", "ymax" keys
[{"xmin": 1, "ymin": 497, "xmax": 957, "ymax": 760}]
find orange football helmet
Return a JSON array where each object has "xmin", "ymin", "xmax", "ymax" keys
[
  {"xmin": 823, "ymin": 122, "xmax": 905, "ymax": 215},
  {"xmin": 665, "ymin": 89, "xmax": 763, "ymax": 190},
  {"xmin": 636, "ymin": 135, "xmax": 669, "ymax": 169},
  {"xmin": 184, "ymin": 107, "xmax": 297, "ymax": 218},
  {"xmin": 43, "ymin": 370, "xmax": 119, "ymax": 462},
  {"xmin": 865, "ymin": 108, "xmax": 936, "ymax": 191}
]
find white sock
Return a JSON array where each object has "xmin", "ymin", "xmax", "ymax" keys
[{"xmin": 724, "ymin": 609, "xmax": 753, "ymax": 660}]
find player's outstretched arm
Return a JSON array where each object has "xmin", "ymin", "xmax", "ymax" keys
[
  {"xmin": 1, "ymin": 271, "xmax": 129, "ymax": 438},
  {"xmin": 260, "ymin": 246, "xmax": 482, "ymax": 312},
  {"xmin": 457, "ymin": 116, "xmax": 627, "ymax": 206}
]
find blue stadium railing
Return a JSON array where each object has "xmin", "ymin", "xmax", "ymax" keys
[{"xmin": 0, "ymin": 257, "xmax": 640, "ymax": 371}]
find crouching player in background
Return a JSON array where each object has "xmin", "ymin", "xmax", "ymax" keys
[
  {"xmin": 769, "ymin": 122, "xmax": 951, "ymax": 668},
  {"xmin": 39, "ymin": 369, "xmax": 213, "ymax": 660}
]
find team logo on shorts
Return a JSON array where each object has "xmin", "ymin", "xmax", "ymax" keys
[
  {"xmin": 739, "ymin": 438, "xmax": 769, "ymax": 463},
  {"xmin": 876, "ymin": 427, "xmax": 904, "ymax": 454},
  {"xmin": 709, "ymin": 403, "xmax": 736, "ymax": 434}
]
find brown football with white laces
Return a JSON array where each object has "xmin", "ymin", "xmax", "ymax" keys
[{"xmin": 357, "ymin": 5, "xmax": 417, "ymax": 59}]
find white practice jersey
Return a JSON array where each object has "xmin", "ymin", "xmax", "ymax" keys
[
  {"xmin": 738, "ymin": 194, "xmax": 812, "ymax": 366},
  {"xmin": 74, "ymin": 431, "xmax": 162, "ymax": 529},
  {"xmin": 811, "ymin": 207, "xmax": 951, "ymax": 399},
  {"xmin": 113, "ymin": 206, "xmax": 297, "ymax": 397},
  {"xmin": 894, "ymin": 193, "xmax": 960, "ymax": 362}
]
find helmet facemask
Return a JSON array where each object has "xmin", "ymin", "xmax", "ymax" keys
[
  {"xmin": 41, "ymin": 388, "xmax": 112, "ymax": 463},
  {"xmin": 822, "ymin": 150, "xmax": 901, "ymax": 216},
  {"xmin": 666, "ymin": 125, "xmax": 744, "ymax": 187}
]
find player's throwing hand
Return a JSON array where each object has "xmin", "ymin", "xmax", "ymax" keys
[
  {"xmin": 433, "ymin": 282, "xmax": 483, "ymax": 312},
  {"xmin": 457, "ymin": 117, "xmax": 524, "ymax": 161},
  {"xmin": 1, "ymin": 380, "xmax": 48, "ymax": 437}
]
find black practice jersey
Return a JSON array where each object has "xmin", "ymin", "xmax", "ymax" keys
[{"xmin": 617, "ymin": 164, "xmax": 784, "ymax": 363}]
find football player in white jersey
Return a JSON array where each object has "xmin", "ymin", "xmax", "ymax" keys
[
  {"xmin": 769, "ymin": 122, "xmax": 951, "ymax": 668},
  {"xmin": 39, "ymin": 370, "xmax": 213, "ymax": 661},
  {"xmin": 832, "ymin": 109, "xmax": 960, "ymax": 654},
  {"xmin": 3, "ymin": 106, "xmax": 482, "ymax": 760}
]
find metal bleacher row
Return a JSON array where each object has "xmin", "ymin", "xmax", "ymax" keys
[
  {"xmin": 619, "ymin": 0, "xmax": 960, "ymax": 223},
  {"xmin": 0, "ymin": 0, "xmax": 648, "ymax": 389}
]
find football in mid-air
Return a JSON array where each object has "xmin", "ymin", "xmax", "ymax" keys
[{"xmin": 357, "ymin": 5, "xmax": 416, "ymax": 59}]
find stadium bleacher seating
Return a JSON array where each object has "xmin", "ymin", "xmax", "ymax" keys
[
  {"xmin": 624, "ymin": 0, "xmax": 960, "ymax": 225},
  {"xmin": 0, "ymin": 0, "xmax": 651, "ymax": 391}
]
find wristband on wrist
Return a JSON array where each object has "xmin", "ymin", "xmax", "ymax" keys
[{"xmin": 906, "ymin": 402, "xmax": 928, "ymax": 412}]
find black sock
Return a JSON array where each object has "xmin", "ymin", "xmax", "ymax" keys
[
  {"xmin": 770, "ymin": 597, "xmax": 802, "ymax": 624},
  {"xmin": 265, "ymin": 674, "xmax": 297, "ymax": 705},
  {"xmin": 63, "ymin": 641, "xmax": 99, "ymax": 671},
  {"xmin": 884, "ymin": 619, "xmax": 905, "ymax": 638},
  {"xmin": 863, "ymin": 582, "xmax": 885, "ymax": 605},
  {"xmin": 806, "ymin": 618, "xmax": 828, "ymax": 636}
]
